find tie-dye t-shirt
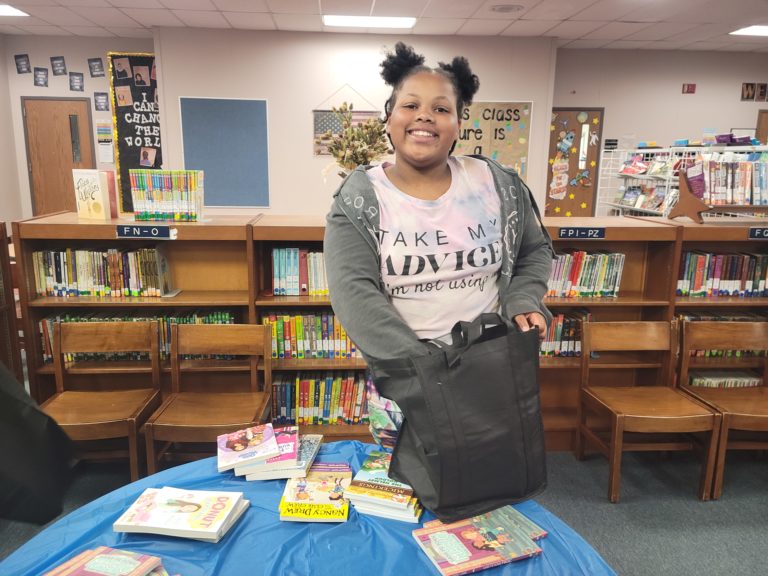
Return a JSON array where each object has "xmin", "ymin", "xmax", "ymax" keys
[{"xmin": 367, "ymin": 156, "xmax": 502, "ymax": 340}]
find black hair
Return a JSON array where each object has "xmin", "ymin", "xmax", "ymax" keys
[{"xmin": 381, "ymin": 42, "xmax": 480, "ymax": 121}]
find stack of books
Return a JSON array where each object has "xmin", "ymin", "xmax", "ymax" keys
[
  {"xmin": 279, "ymin": 462, "xmax": 353, "ymax": 522},
  {"xmin": 234, "ymin": 429, "xmax": 324, "ymax": 481},
  {"xmin": 216, "ymin": 423, "xmax": 280, "ymax": 473},
  {"xmin": 113, "ymin": 486, "xmax": 249, "ymax": 543},
  {"xmin": 346, "ymin": 451, "xmax": 422, "ymax": 523},
  {"xmin": 44, "ymin": 546, "xmax": 171, "ymax": 576},
  {"xmin": 412, "ymin": 505, "xmax": 548, "ymax": 576},
  {"xmin": 128, "ymin": 169, "xmax": 204, "ymax": 222}
]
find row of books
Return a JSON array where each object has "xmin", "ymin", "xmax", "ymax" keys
[
  {"xmin": 272, "ymin": 370, "xmax": 370, "ymax": 426},
  {"xmin": 262, "ymin": 311, "xmax": 361, "ymax": 360},
  {"xmin": 546, "ymin": 250, "xmax": 625, "ymax": 298},
  {"xmin": 44, "ymin": 546, "xmax": 172, "ymax": 576},
  {"xmin": 39, "ymin": 310, "xmax": 237, "ymax": 363},
  {"xmin": 30, "ymin": 246, "xmax": 177, "ymax": 298},
  {"xmin": 689, "ymin": 370, "xmax": 762, "ymax": 388},
  {"xmin": 678, "ymin": 311, "xmax": 767, "ymax": 358},
  {"xmin": 129, "ymin": 169, "xmax": 204, "ymax": 222},
  {"xmin": 686, "ymin": 152, "xmax": 768, "ymax": 206},
  {"xmin": 272, "ymin": 247, "xmax": 328, "ymax": 296},
  {"xmin": 676, "ymin": 251, "xmax": 768, "ymax": 297},
  {"xmin": 540, "ymin": 310, "xmax": 590, "ymax": 357}
]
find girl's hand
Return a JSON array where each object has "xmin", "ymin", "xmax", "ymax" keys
[{"xmin": 513, "ymin": 312, "xmax": 547, "ymax": 342}]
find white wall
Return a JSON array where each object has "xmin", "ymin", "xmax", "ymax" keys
[
  {"xmin": 4, "ymin": 35, "xmax": 153, "ymax": 218},
  {"xmin": 154, "ymin": 29, "xmax": 557, "ymax": 216},
  {"xmin": 0, "ymin": 36, "xmax": 21, "ymax": 223},
  {"xmin": 554, "ymin": 49, "xmax": 768, "ymax": 147}
]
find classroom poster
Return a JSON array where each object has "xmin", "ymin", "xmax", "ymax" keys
[
  {"xmin": 453, "ymin": 101, "xmax": 532, "ymax": 180},
  {"xmin": 108, "ymin": 51, "xmax": 162, "ymax": 213}
]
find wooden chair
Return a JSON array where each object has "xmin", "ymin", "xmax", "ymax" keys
[
  {"xmin": 679, "ymin": 320, "xmax": 768, "ymax": 499},
  {"xmin": 574, "ymin": 320, "xmax": 721, "ymax": 503},
  {"xmin": 144, "ymin": 323, "xmax": 271, "ymax": 474},
  {"xmin": 42, "ymin": 320, "xmax": 162, "ymax": 481}
]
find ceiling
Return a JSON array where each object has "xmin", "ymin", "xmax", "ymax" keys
[{"xmin": 1, "ymin": 0, "xmax": 768, "ymax": 52}]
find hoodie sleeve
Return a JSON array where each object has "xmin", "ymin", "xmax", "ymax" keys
[
  {"xmin": 324, "ymin": 197, "xmax": 429, "ymax": 361},
  {"xmin": 500, "ymin": 179, "xmax": 554, "ymax": 325}
]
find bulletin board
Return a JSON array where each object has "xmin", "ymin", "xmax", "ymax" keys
[
  {"xmin": 454, "ymin": 101, "xmax": 532, "ymax": 180},
  {"xmin": 108, "ymin": 51, "xmax": 162, "ymax": 213},
  {"xmin": 545, "ymin": 108, "xmax": 604, "ymax": 217},
  {"xmin": 180, "ymin": 97, "xmax": 269, "ymax": 207}
]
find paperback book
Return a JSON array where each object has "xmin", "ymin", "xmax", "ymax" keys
[
  {"xmin": 279, "ymin": 462, "xmax": 353, "ymax": 522},
  {"xmin": 43, "ymin": 546, "xmax": 166, "ymax": 576},
  {"xmin": 113, "ymin": 486, "xmax": 249, "ymax": 542},
  {"xmin": 412, "ymin": 506, "xmax": 545, "ymax": 576},
  {"xmin": 234, "ymin": 425, "xmax": 298, "ymax": 476},
  {"xmin": 216, "ymin": 423, "xmax": 280, "ymax": 473},
  {"xmin": 243, "ymin": 433, "xmax": 323, "ymax": 481}
]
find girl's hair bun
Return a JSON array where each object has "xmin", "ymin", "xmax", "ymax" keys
[
  {"xmin": 438, "ymin": 56, "xmax": 480, "ymax": 107},
  {"xmin": 380, "ymin": 42, "xmax": 426, "ymax": 86}
]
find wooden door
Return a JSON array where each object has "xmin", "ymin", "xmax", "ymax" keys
[
  {"xmin": 545, "ymin": 108, "xmax": 604, "ymax": 217},
  {"xmin": 756, "ymin": 109, "xmax": 768, "ymax": 145},
  {"xmin": 22, "ymin": 98, "xmax": 95, "ymax": 215}
]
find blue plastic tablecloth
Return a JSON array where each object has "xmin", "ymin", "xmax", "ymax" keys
[{"xmin": 1, "ymin": 441, "xmax": 616, "ymax": 576}]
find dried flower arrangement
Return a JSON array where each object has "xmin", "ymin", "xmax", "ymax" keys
[{"xmin": 319, "ymin": 102, "xmax": 391, "ymax": 177}]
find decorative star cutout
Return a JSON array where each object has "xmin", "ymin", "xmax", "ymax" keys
[
  {"xmin": 549, "ymin": 158, "xmax": 555, "ymax": 165},
  {"xmin": 571, "ymin": 147, "xmax": 577, "ymax": 154},
  {"xmin": 592, "ymin": 117, "xmax": 599, "ymax": 124},
  {"xmin": 581, "ymin": 202, "xmax": 587, "ymax": 209},
  {"xmin": 566, "ymin": 211, "xmax": 572, "ymax": 217},
  {"xmin": 554, "ymin": 206, "xmax": 561, "ymax": 213},
  {"xmin": 590, "ymin": 160, "xmax": 596, "ymax": 167},
  {"xmin": 569, "ymin": 193, "xmax": 575, "ymax": 200},
  {"xmin": 550, "ymin": 124, "xmax": 555, "ymax": 131}
]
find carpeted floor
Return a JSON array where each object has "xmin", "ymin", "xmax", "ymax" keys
[{"xmin": 1, "ymin": 450, "xmax": 766, "ymax": 575}]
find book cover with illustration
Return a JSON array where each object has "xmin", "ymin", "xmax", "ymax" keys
[
  {"xmin": 412, "ymin": 506, "xmax": 543, "ymax": 576},
  {"xmin": 423, "ymin": 505, "xmax": 548, "ymax": 542},
  {"xmin": 234, "ymin": 425, "xmax": 298, "ymax": 476},
  {"xmin": 279, "ymin": 462, "xmax": 353, "ymax": 522},
  {"xmin": 72, "ymin": 169, "xmax": 115, "ymax": 220},
  {"xmin": 216, "ymin": 423, "xmax": 280, "ymax": 473},
  {"xmin": 346, "ymin": 450, "xmax": 415, "ymax": 510},
  {"xmin": 243, "ymin": 433, "xmax": 323, "ymax": 481},
  {"xmin": 43, "ymin": 546, "xmax": 163, "ymax": 576},
  {"xmin": 113, "ymin": 486, "xmax": 248, "ymax": 542}
]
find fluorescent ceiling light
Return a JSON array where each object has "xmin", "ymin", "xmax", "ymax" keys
[
  {"xmin": 730, "ymin": 25, "xmax": 768, "ymax": 36},
  {"xmin": 323, "ymin": 15, "xmax": 416, "ymax": 29},
  {"xmin": 0, "ymin": 4, "xmax": 28, "ymax": 16}
]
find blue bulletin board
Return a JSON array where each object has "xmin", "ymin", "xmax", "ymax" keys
[{"xmin": 180, "ymin": 97, "xmax": 269, "ymax": 207}]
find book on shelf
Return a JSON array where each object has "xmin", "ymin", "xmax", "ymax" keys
[
  {"xmin": 279, "ymin": 462, "xmax": 353, "ymax": 522},
  {"xmin": 242, "ymin": 433, "xmax": 323, "ymax": 481},
  {"xmin": 113, "ymin": 486, "xmax": 249, "ymax": 543},
  {"xmin": 689, "ymin": 370, "xmax": 762, "ymax": 388},
  {"xmin": 43, "ymin": 546, "xmax": 166, "ymax": 576},
  {"xmin": 233, "ymin": 425, "xmax": 297, "ymax": 476},
  {"xmin": 129, "ymin": 169, "xmax": 204, "ymax": 222},
  {"xmin": 72, "ymin": 169, "xmax": 117, "ymax": 221},
  {"xmin": 216, "ymin": 423, "xmax": 280, "ymax": 473},
  {"xmin": 412, "ymin": 505, "xmax": 545, "ymax": 576}
]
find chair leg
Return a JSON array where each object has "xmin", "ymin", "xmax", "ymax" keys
[
  {"xmin": 127, "ymin": 420, "xmax": 140, "ymax": 482},
  {"xmin": 712, "ymin": 416, "xmax": 730, "ymax": 500},
  {"xmin": 698, "ymin": 414, "xmax": 721, "ymax": 501},
  {"xmin": 608, "ymin": 415, "xmax": 624, "ymax": 503},
  {"xmin": 145, "ymin": 423, "xmax": 157, "ymax": 476},
  {"xmin": 574, "ymin": 398, "xmax": 586, "ymax": 460}
]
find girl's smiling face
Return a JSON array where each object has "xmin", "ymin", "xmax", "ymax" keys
[{"xmin": 386, "ymin": 71, "xmax": 461, "ymax": 171}]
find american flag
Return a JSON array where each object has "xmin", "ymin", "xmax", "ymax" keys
[{"xmin": 313, "ymin": 109, "xmax": 381, "ymax": 155}]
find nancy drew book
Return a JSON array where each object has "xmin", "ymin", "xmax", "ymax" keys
[
  {"xmin": 113, "ymin": 486, "xmax": 249, "ymax": 542},
  {"xmin": 412, "ymin": 506, "xmax": 544, "ymax": 576},
  {"xmin": 216, "ymin": 423, "xmax": 280, "ymax": 473},
  {"xmin": 279, "ymin": 462, "xmax": 353, "ymax": 522}
]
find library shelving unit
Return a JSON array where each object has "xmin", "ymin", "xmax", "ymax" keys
[
  {"xmin": 13, "ymin": 212, "xmax": 257, "ymax": 404},
  {"xmin": 1, "ymin": 221, "xmax": 23, "ymax": 384},
  {"xmin": 541, "ymin": 216, "xmax": 679, "ymax": 450},
  {"xmin": 249, "ymin": 214, "xmax": 370, "ymax": 442}
]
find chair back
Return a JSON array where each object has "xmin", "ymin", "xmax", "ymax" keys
[
  {"xmin": 680, "ymin": 321, "xmax": 768, "ymax": 387},
  {"xmin": 170, "ymin": 323, "xmax": 271, "ymax": 393},
  {"xmin": 53, "ymin": 320, "xmax": 161, "ymax": 393},
  {"xmin": 580, "ymin": 320, "xmax": 679, "ymax": 388}
]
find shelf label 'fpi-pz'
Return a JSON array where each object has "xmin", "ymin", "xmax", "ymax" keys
[
  {"xmin": 116, "ymin": 225, "xmax": 178, "ymax": 240},
  {"xmin": 748, "ymin": 228, "xmax": 768, "ymax": 240},
  {"xmin": 558, "ymin": 227, "xmax": 606, "ymax": 239}
]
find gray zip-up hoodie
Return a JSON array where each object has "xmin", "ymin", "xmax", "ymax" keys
[{"xmin": 324, "ymin": 156, "xmax": 554, "ymax": 362}]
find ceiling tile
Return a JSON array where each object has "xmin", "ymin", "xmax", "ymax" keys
[
  {"xmin": 212, "ymin": 0, "xmax": 269, "ymax": 11},
  {"xmin": 671, "ymin": 23, "xmax": 743, "ymax": 44},
  {"xmin": 11, "ymin": 0, "xmax": 59, "ymax": 6},
  {"xmin": 569, "ymin": 0, "xmax": 646, "ymax": 22},
  {"xmin": 224, "ymin": 11, "xmax": 277, "ymax": 29},
  {"xmin": 0, "ymin": 15, "xmax": 48, "ymax": 25},
  {"xmin": 545, "ymin": 20, "xmax": 605, "ymax": 39},
  {"xmin": 371, "ymin": 0, "xmax": 429, "ymax": 17},
  {"xmin": 582, "ymin": 21, "xmax": 653, "ymax": 40},
  {"xmin": 56, "ymin": 0, "xmax": 111, "ymax": 7},
  {"xmin": 109, "ymin": 26, "xmax": 155, "ymax": 37},
  {"xmin": 16, "ymin": 24, "xmax": 73, "ymax": 34},
  {"xmin": 321, "ymin": 0, "xmax": 373, "ymax": 16},
  {"xmin": 272, "ymin": 13, "xmax": 322, "ymax": 30},
  {"xmin": 68, "ymin": 7, "xmax": 142, "ymax": 26},
  {"xmin": 471, "ymin": 0, "xmax": 543, "ymax": 20},
  {"xmin": 160, "ymin": 0, "xmax": 218, "ymax": 9},
  {"xmin": 622, "ymin": 0, "xmax": 712, "ymax": 24},
  {"xmin": 672, "ymin": 0, "xmax": 768, "ymax": 25},
  {"xmin": 0, "ymin": 24, "xmax": 26, "ymax": 33},
  {"xmin": 624, "ymin": 21, "xmax": 700, "ymax": 41},
  {"xmin": 110, "ymin": 0, "xmax": 164, "ymax": 8},
  {"xmin": 172, "ymin": 9, "xmax": 230, "ymax": 27},
  {"xmin": 121, "ymin": 8, "xmax": 185, "ymax": 26},
  {"xmin": 412, "ymin": 18, "xmax": 465, "ymax": 35},
  {"xmin": 20, "ymin": 6, "xmax": 95, "ymax": 25},
  {"xmin": 61, "ymin": 25, "xmax": 115, "ymax": 36},
  {"xmin": 322, "ymin": 25, "xmax": 368, "ymax": 33},
  {"xmin": 525, "ymin": 0, "xmax": 599, "ymax": 21},
  {"xmin": 458, "ymin": 18, "xmax": 512, "ymax": 35},
  {"xmin": 420, "ymin": 0, "xmax": 486, "ymax": 19},
  {"xmin": 500, "ymin": 19, "xmax": 558, "ymax": 36},
  {"xmin": 601, "ymin": 40, "xmax": 656, "ymax": 50},
  {"xmin": 266, "ymin": 0, "xmax": 318, "ymax": 14},
  {"xmin": 559, "ymin": 38, "xmax": 612, "ymax": 49}
]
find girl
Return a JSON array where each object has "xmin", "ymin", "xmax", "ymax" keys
[{"xmin": 324, "ymin": 42, "xmax": 552, "ymax": 449}]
